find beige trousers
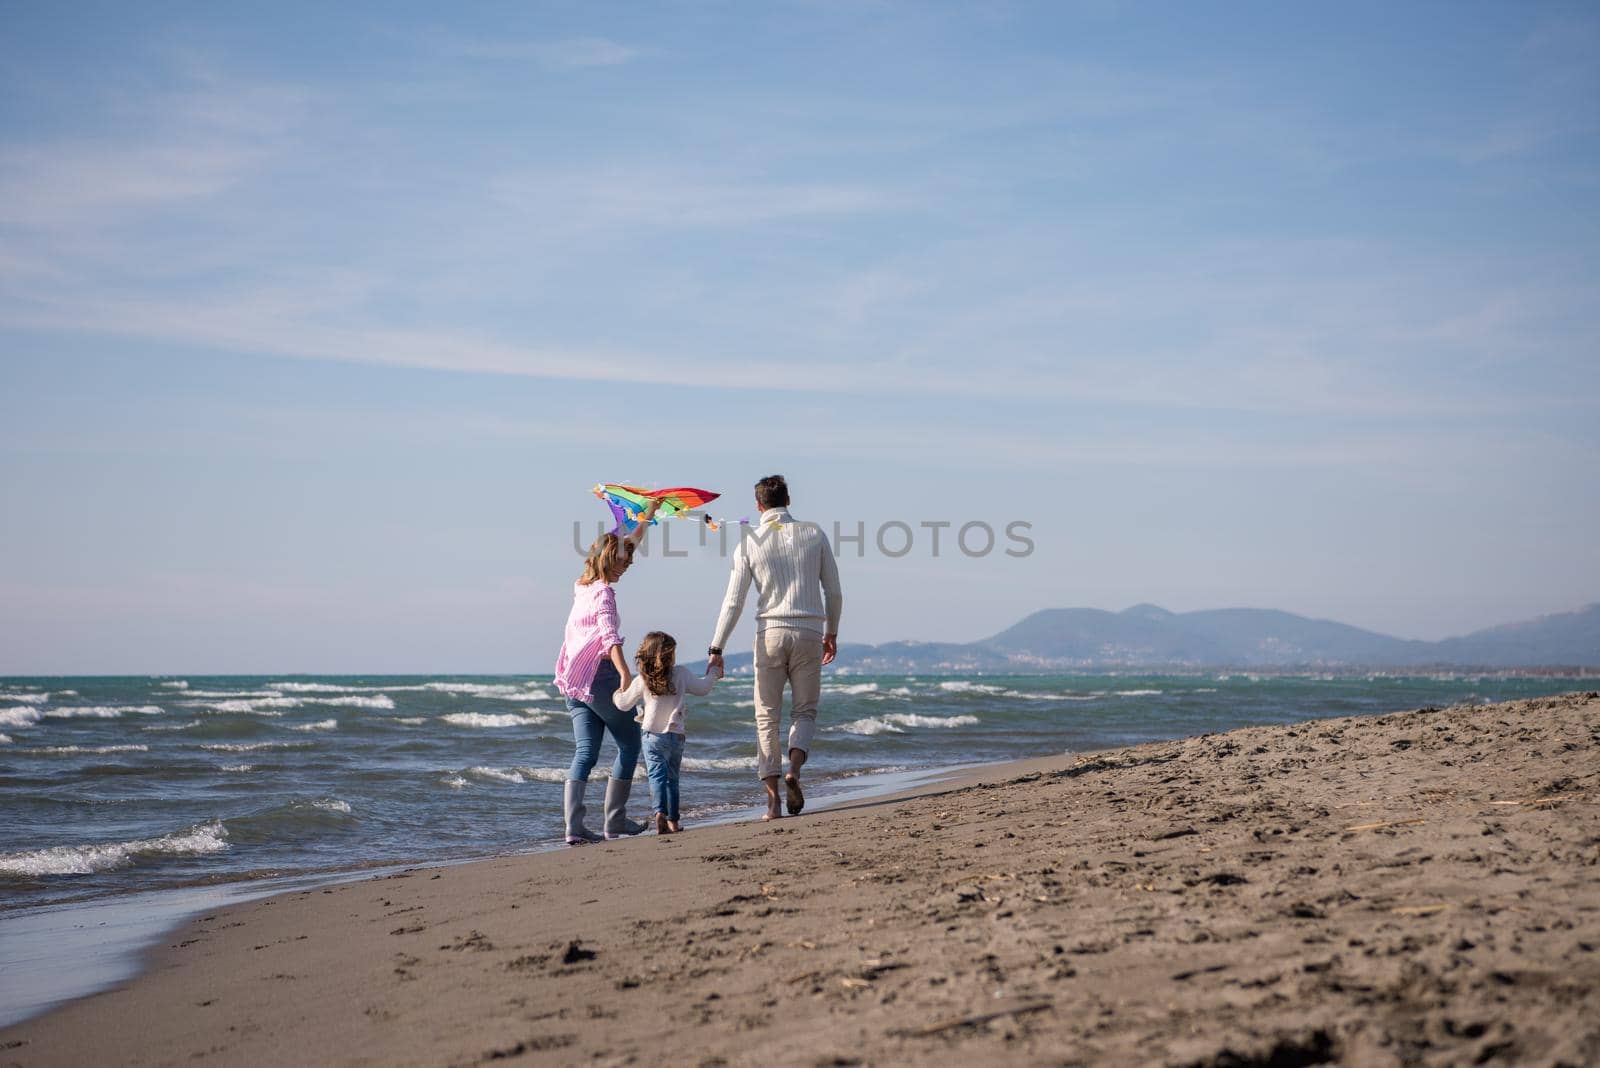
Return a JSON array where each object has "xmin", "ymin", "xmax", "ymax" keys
[{"xmin": 752, "ymin": 628, "xmax": 823, "ymax": 781}]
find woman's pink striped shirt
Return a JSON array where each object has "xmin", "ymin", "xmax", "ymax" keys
[{"xmin": 554, "ymin": 580, "xmax": 624, "ymax": 702}]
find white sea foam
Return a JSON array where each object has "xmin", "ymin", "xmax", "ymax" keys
[
  {"xmin": 307, "ymin": 694, "xmax": 394, "ymax": 709},
  {"xmin": 0, "ymin": 821, "xmax": 228, "ymax": 877},
  {"xmin": 424, "ymin": 682, "xmax": 549, "ymax": 701},
  {"xmin": 20, "ymin": 744, "xmax": 150, "ymax": 755},
  {"xmin": 143, "ymin": 720, "xmax": 201, "ymax": 732},
  {"xmin": 158, "ymin": 680, "xmax": 189, "ymax": 689},
  {"xmin": 220, "ymin": 764, "xmax": 254, "ymax": 772},
  {"xmin": 58, "ymin": 690, "xmax": 78, "ymax": 696},
  {"xmin": 834, "ymin": 712, "xmax": 980, "ymax": 735},
  {"xmin": 441, "ymin": 712, "xmax": 542, "ymax": 729},
  {"xmin": 681, "ymin": 756, "xmax": 753, "ymax": 771},
  {"xmin": 193, "ymin": 698, "xmax": 300, "ymax": 715},
  {"xmin": 311, "ymin": 799, "xmax": 352, "ymax": 814},
  {"xmin": 181, "ymin": 689, "xmax": 282, "ymax": 698},
  {"xmin": 0, "ymin": 692, "xmax": 49, "ymax": 704},
  {"xmin": 937, "ymin": 681, "xmax": 1007, "ymax": 695},
  {"xmin": 201, "ymin": 741, "xmax": 310, "ymax": 752},
  {"xmin": 44, "ymin": 705, "xmax": 163, "ymax": 719},
  {"xmin": 466, "ymin": 766, "xmax": 524, "ymax": 784},
  {"xmin": 524, "ymin": 766, "xmax": 606, "ymax": 783},
  {"xmin": 827, "ymin": 682, "xmax": 879, "ymax": 695},
  {"xmin": 440, "ymin": 774, "xmax": 468, "ymax": 789},
  {"xmin": 290, "ymin": 719, "xmax": 338, "ymax": 732},
  {"xmin": 0, "ymin": 734, "xmax": 11, "ymax": 745},
  {"xmin": 1116, "ymin": 689, "xmax": 1163, "ymax": 697},
  {"xmin": 270, "ymin": 681, "xmax": 441, "ymax": 694},
  {"xmin": 834, "ymin": 717, "xmax": 904, "ymax": 735},
  {"xmin": 0, "ymin": 708, "xmax": 43, "ymax": 728},
  {"xmin": 892, "ymin": 713, "xmax": 979, "ymax": 728},
  {"xmin": 395, "ymin": 717, "xmax": 426, "ymax": 725}
]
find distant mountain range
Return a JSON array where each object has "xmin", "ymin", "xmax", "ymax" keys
[{"xmin": 716, "ymin": 603, "xmax": 1600, "ymax": 674}]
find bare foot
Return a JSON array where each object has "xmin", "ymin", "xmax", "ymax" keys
[
  {"xmin": 667, "ymin": 820, "xmax": 682, "ymax": 833},
  {"xmin": 783, "ymin": 773, "xmax": 804, "ymax": 816},
  {"xmin": 654, "ymin": 812, "xmax": 669, "ymax": 835}
]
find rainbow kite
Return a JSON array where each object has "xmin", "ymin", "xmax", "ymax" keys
[{"xmin": 594, "ymin": 484, "xmax": 722, "ymax": 533}]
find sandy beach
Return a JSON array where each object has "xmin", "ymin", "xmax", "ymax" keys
[{"xmin": 3, "ymin": 692, "xmax": 1597, "ymax": 1067}]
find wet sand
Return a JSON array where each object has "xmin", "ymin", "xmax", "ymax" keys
[{"xmin": 3, "ymin": 693, "xmax": 1597, "ymax": 1067}]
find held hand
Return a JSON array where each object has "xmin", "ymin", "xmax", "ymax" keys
[
  {"xmin": 822, "ymin": 634, "xmax": 837, "ymax": 666},
  {"xmin": 708, "ymin": 652, "xmax": 725, "ymax": 678},
  {"xmin": 618, "ymin": 667, "xmax": 633, "ymax": 693}
]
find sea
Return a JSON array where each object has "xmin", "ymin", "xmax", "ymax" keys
[{"xmin": 3, "ymin": 671, "xmax": 1596, "ymax": 913}]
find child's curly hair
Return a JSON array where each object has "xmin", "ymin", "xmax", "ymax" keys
[{"xmin": 635, "ymin": 631, "xmax": 677, "ymax": 697}]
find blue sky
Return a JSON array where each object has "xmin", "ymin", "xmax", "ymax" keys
[{"xmin": 2, "ymin": 2, "xmax": 1597, "ymax": 673}]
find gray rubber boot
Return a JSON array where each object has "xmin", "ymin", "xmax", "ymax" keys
[
  {"xmin": 564, "ymin": 780, "xmax": 602, "ymax": 845},
  {"xmin": 603, "ymin": 777, "xmax": 648, "ymax": 839}
]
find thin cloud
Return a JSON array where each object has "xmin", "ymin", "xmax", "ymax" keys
[{"xmin": 442, "ymin": 35, "xmax": 640, "ymax": 69}]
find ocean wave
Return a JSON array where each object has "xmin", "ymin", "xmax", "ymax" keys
[
  {"xmin": 190, "ymin": 698, "xmax": 302, "ymax": 715},
  {"xmin": 200, "ymin": 741, "xmax": 312, "ymax": 752},
  {"xmin": 269, "ymin": 682, "xmax": 410, "ymax": 693},
  {"xmin": 440, "ymin": 774, "xmax": 468, "ymax": 789},
  {"xmin": 681, "ymin": 756, "xmax": 753, "ymax": 771},
  {"xmin": 466, "ymin": 766, "xmax": 524, "ymax": 784},
  {"xmin": 220, "ymin": 764, "xmax": 254, "ymax": 772},
  {"xmin": 827, "ymin": 682, "xmax": 879, "ymax": 695},
  {"xmin": 0, "ymin": 708, "xmax": 43, "ymax": 728},
  {"xmin": 833, "ymin": 717, "xmax": 904, "ymax": 735},
  {"xmin": 0, "ymin": 821, "xmax": 228, "ymax": 878},
  {"xmin": 832, "ymin": 712, "xmax": 981, "ymax": 736},
  {"xmin": 523, "ymin": 767, "xmax": 605, "ymax": 783},
  {"xmin": 17, "ymin": 744, "xmax": 150, "ymax": 755},
  {"xmin": 158, "ymin": 681, "xmax": 189, "ymax": 689},
  {"xmin": 43, "ymin": 705, "xmax": 164, "ymax": 719},
  {"xmin": 441, "ymin": 712, "xmax": 544, "ymax": 729},
  {"xmin": 0, "ymin": 692, "xmax": 49, "ymax": 704},
  {"xmin": 143, "ymin": 720, "xmax": 202, "ymax": 732},
  {"xmin": 0, "ymin": 734, "xmax": 11, "ymax": 745},
  {"xmin": 307, "ymin": 694, "xmax": 394, "ymax": 709},
  {"xmin": 1115, "ymin": 689, "xmax": 1163, "ymax": 697},
  {"xmin": 394, "ymin": 716, "xmax": 427, "ymax": 725},
  {"xmin": 290, "ymin": 719, "xmax": 338, "ymax": 732},
  {"xmin": 222, "ymin": 798, "xmax": 354, "ymax": 844},
  {"xmin": 424, "ymin": 682, "xmax": 549, "ymax": 701},
  {"xmin": 181, "ymin": 689, "xmax": 283, "ymax": 698},
  {"xmin": 937, "ymin": 681, "xmax": 1007, "ymax": 695}
]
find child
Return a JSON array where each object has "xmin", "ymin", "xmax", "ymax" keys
[{"xmin": 612, "ymin": 631, "xmax": 720, "ymax": 834}]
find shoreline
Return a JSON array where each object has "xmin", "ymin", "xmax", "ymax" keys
[
  {"xmin": 0, "ymin": 761, "xmax": 988, "ymax": 1030},
  {"xmin": 4, "ymin": 693, "xmax": 1597, "ymax": 1066}
]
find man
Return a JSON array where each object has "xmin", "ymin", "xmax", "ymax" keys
[{"xmin": 708, "ymin": 475, "xmax": 843, "ymax": 821}]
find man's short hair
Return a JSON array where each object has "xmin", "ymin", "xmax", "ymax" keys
[{"xmin": 755, "ymin": 475, "xmax": 790, "ymax": 510}]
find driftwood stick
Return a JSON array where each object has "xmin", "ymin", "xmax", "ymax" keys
[
  {"xmin": 1343, "ymin": 818, "xmax": 1426, "ymax": 833},
  {"xmin": 902, "ymin": 999, "xmax": 1053, "ymax": 1037}
]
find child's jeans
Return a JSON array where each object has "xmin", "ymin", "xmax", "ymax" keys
[{"xmin": 642, "ymin": 730, "xmax": 684, "ymax": 822}]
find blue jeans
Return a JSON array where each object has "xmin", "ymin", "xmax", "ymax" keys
[
  {"xmin": 565, "ymin": 661, "xmax": 640, "ymax": 782},
  {"xmin": 642, "ymin": 730, "xmax": 684, "ymax": 821}
]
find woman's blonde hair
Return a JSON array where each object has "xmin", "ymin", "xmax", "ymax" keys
[
  {"xmin": 579, "ymin": 532, "xmax": 635, "ymax": 585},
  {"xmin": 635, "ymin": 631, "xmax": 677, "ymax": 697}
]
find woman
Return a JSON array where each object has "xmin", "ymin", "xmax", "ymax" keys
[{"xmin": 554, "ymin": 499, "xmax": 657, "ymax": 844}]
